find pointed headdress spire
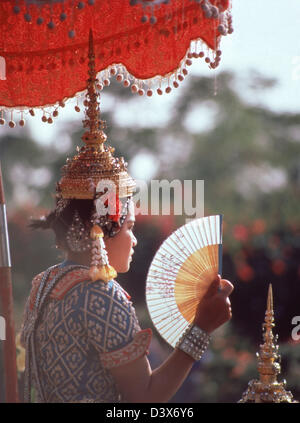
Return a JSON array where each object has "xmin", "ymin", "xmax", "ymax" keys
[{"xmin": 81, "ymin": 29, "xmax": 107, "ymax": 149}]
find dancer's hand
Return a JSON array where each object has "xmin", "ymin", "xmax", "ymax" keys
[{"xmin": 193, "ymin": 275, "xmax": 233, "ymax": 334}]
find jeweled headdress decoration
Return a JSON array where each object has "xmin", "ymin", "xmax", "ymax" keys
[{"xmin": 56, "ymin": 29, "xmax": 136, "ymax": 282}]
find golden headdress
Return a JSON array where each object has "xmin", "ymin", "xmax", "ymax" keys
[
  {"xmin": 56, "ymin": 29, "xmax": 136, "ymax": 282},
  {"xmin": 57, "ymin": 30, "xmax": 135, "ymax": 201}
]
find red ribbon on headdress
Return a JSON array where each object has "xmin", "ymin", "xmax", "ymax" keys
[{"xmin": 104, "ymin": 194, "xmax": 121, "ymax": 223}]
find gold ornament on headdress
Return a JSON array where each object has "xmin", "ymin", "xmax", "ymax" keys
[
  {"xmin": 56, "ymin": 29, "xmax": 135, "ymax": 282},
  {"xmin": 239, "ymin": 284, "xmax": 298, "ymax": 403},
  {"xmin": 57, "ymin": 29, "xmax": 135, "ymax": 201}
]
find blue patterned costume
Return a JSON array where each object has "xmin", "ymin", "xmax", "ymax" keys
[{"xmin": 21, "ymin": 260, "xmax": 151, "ymax": 403}]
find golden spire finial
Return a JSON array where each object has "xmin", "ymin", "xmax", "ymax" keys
[
  {"xmin": 257, "ymin": 284, "xmax": 280, "ymax": 386},
  {"xmin": 239, "ymin": 284, "xmax": 298, "ymax": 403},
  {"xmin": 81, "ymin": 29, "xmax": 107, "ymax": 149}
]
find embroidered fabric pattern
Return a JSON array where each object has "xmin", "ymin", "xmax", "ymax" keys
[
  {"xmin": 101, "ymin": 328, "xmax": 152, "ymax": 369},
  {"xmin": 21, "ymin": 268, "xmax": 143, "ymax": 403},
  {"xmin": 28, "ymin": 266, "xmax": 91, "ymax": 309}
]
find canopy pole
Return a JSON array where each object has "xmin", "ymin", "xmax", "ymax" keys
[{"xmin": 0, "ymin": 163, "xmax": 18, "ymax": 403}]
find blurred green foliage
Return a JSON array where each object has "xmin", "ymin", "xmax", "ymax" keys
[{"xmin": 0, "ymin": 72, "xmax": 299, "ymax": 403}]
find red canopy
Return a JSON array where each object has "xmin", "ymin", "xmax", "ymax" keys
[{"xmin": 0, "ymin": 0, "xmax": 232, "ymax": 117}]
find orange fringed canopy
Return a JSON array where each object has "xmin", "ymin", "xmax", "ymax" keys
[{"xmin": 0, "ymin": 0, "xmax": 231, "ymax": 111}]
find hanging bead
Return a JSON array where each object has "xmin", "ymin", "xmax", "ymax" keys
[
  {"xmin": 103, "ymin": 79, "xmax": 110, "ymax": 86},
  {"xmin": 75, "ymin": 105, "xmax": 80, "ymax": 112},
  {"xmin": 131, "ymin": 84, "xmax": 138, "ymax": 93},
  {"xmin": 77, "ymin": 2, "xmax": 85, "ymax": 9},
  {"xmin": 69, "ymin": 30, "xmax": 76, "ymax": 38},
  {"xmin": 9, "ymin": 120, "xmax": 16, "ymax": 128},
  {"xmin": 141, "ymin": 15, "xmax": 148, "ymax": 23},
  {"xmin": 48, "ymin": 117, "xmax": 53, "ymax": 124},
  {"xmin": 60, "ymin": 13, "xmax": 67, "ymax": 21},
  {"xmin": 193, "ymin": 52, "xmax": 199, "ymax": 59},
  {"xmin": 146, "ymin": 89, "xmax": 153, "ymax": 97},
  {"xmin": 199, "ymin": 52, "xmax": 205, "ymax": 58},
  {"xmin": 178, "ymin": 74, "xmax": 184, "ymax": 82},
  {"xmin": 110, "ymin": 67, "xmax": 117, "ymax": 76},
  {"xmin": 182, "ymin": 68, "xmax": 188, "ymax": 76},
  {"xmin": 123, "ymin": 79, "xmax": 130, "ymax": 87},
  {"xmin": 83, "ymin": 100, "xmax": 89, "ymax": 107},
  {"xmin": 173, "ymin": 81, "xmax": 179, "ymax": 88},
  {"xmin": 19, "ymin": 119, "xmax": 25, "ymax": 126},
  {"xmin": 165, "ymin": 86, "xmax": 172, "ymax": 94},
  {"xmin": 0, "ymin": 118, "xmax": 5, "ymax": 125},
  {"xmin": 157, "ymin": 88, "xmax": 163, "ymax": 95},
  {"xmin": 97, "ymin": 83, "xmax": 104, "ymax": 90},
  {"xmin": 186, "ymin": 59, "xmax": 192, "ymax": 66},
  {"xmin": 205, "ymin": 9, "xmax": 213, "ymax": 19},
  {"xmin": 59, "ymin": 101, "xmax": 65, "ymax": 108},
  {"xmin": 29, "ymin": 109, "xmax": 35, "ymax": 116},
  {"xmin": 24, "ymin": 13, "xmax": 32, "ymax": 22},
  {"xmin": 211, "ymin": 6, "xmax": 219, "ymax": 19},
  {"xmin": 201, "ymin": 2, "xmax": 209, "ymax": 12},
  {"xmin": 37, "ymin": 17, "xmax": 44, "ymax": 25},
  {"xmin": 88, "ymin": 0, "xmax": 95, "ymax": 4},
  {"xmin": 116, "ymin": 74, "xmax": 124, "ymax": 82},
  {"xmin": 138, "ymin": 88, "xmax": 145, "ymax": 96},
  {"xmin": 205, "ymin": 57, "xmax": 210, "ymax": 64},
  {"xmin": 53, "ymin": 110, "xmax": 59, "ymax": 117},
  {"xmin": 42, "ymin": 115, "xmax": 48, "ymax": 122},
  {"xmin": 217, "ymin": 24, "xmax": 226, "ymax": 35},
  {"xmin": 13, "ymin": 6, "xmax": 21, "ymax": 14},
  {"xmin": 149, "ymin": 15, "xmax": 157, "ymax": 25}
]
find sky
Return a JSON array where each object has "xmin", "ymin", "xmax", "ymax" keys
[{"xmin": 2, "ymin": 0, "xmax": 300, "ymax": 147}]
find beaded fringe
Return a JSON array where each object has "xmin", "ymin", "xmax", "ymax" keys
[
  {"xmin": 0, "ymin": 35, "xmax": 230, "ymax": 127},
  {"xmin": 1, "ymin": 0, "xmax": 233, "ymax": 127}
]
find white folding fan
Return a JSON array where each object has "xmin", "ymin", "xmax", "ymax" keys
[{"xmin": 146, "ymin": 215, "xmax": 223, "ymax": 348}]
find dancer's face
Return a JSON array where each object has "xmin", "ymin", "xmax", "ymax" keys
[{"xmin": 105, "ymin": 200, "xmax": 137, "ymax": 273}]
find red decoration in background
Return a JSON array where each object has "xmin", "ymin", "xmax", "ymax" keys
[{"xmin": 0, "ymin": 0, "xmax": 231, "ymax": 111}]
